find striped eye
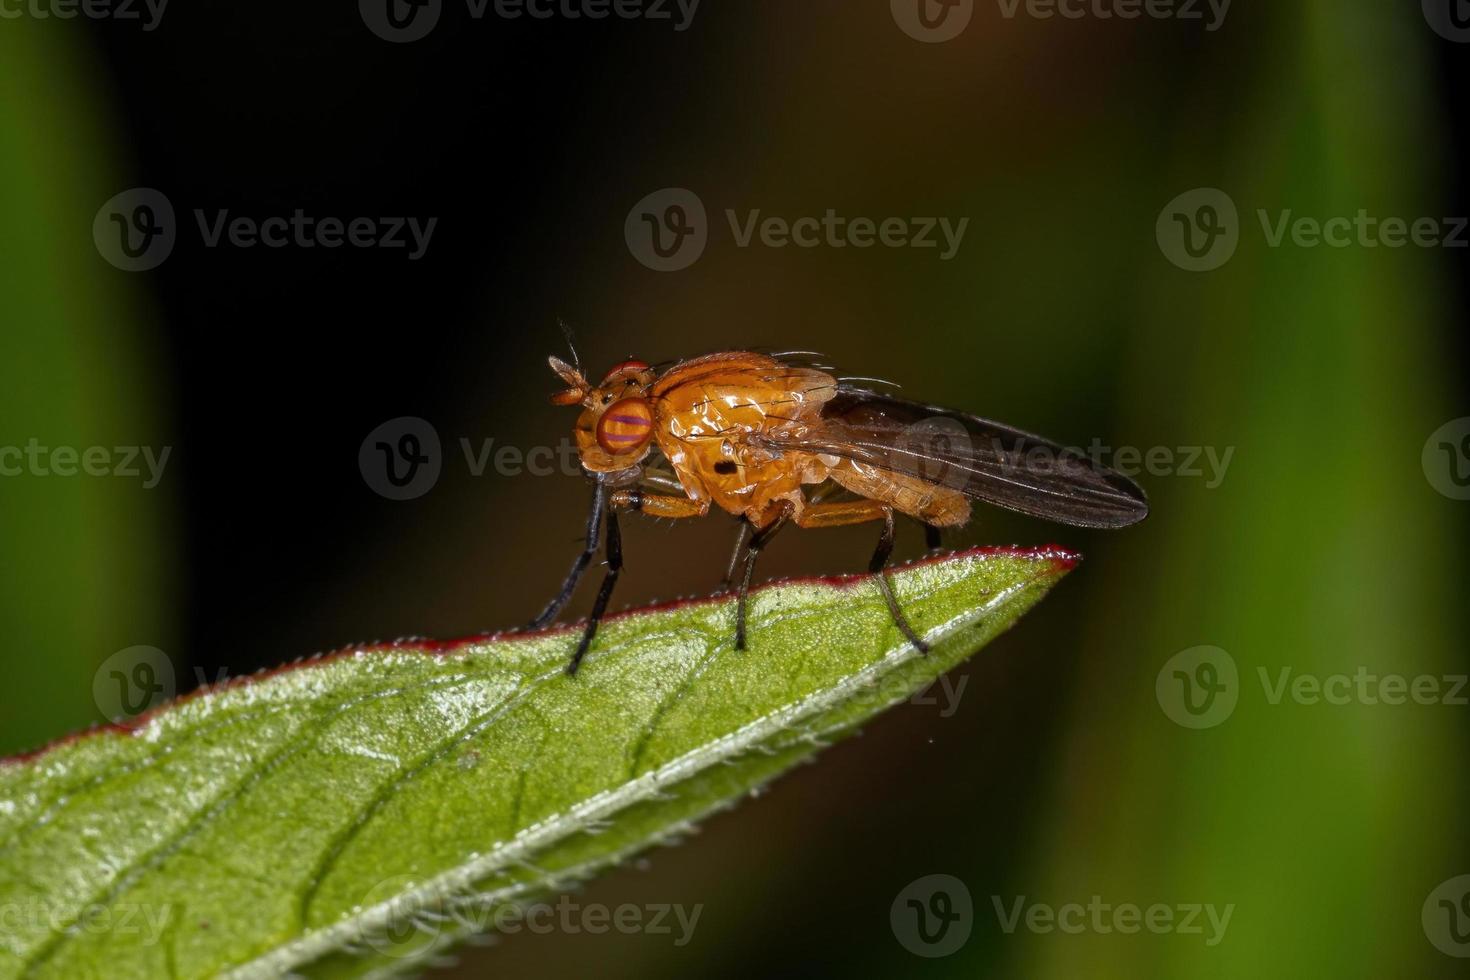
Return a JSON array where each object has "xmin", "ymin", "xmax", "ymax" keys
[{"xmin": 596, "ymin": 397, "xmax": 654, "ymax": 455}]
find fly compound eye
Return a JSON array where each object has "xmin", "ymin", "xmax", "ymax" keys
[{"xmin": 596, "ymin": 398, "xmax": 654, "ymax": 455}]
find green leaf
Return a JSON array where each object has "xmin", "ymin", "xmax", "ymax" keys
[
  {"xmin": 0, "ymin": 22, "xmax": 175, "ymax": 758},
  {"xmin": 0, "ymin": 546, "xmax": 1074, "ymax": 979}
]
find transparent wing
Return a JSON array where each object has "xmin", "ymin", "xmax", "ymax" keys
[{"xmin": 754, "ymin": 386, "xmax": 1150, "ymax": 529}]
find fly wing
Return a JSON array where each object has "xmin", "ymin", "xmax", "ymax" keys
[{"xmin": 755, "ymin": 386, "xmax": 1149, "ymax": 528}]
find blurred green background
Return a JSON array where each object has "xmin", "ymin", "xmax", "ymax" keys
[{"xmin": 2, "ymin": 1, "xmax": 1466, "ymax": 977}]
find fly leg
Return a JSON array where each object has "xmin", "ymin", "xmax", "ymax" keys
[
  {"xmin": 868, "ymin": 509, "xmax": 929, "ymax": 652},
  {"xmin": 724, "ymin": 479, "xmax": 830, "ymax": 593},
  {"xmin": 794, "ymin": 500, "xmax": 930, "ymax": 654},
  {"xmin": 922, "ymin": 522, "xmax": 943, "ymax": 553},
  {"xmin": 735, "ymin": 503, "xmax": 793, "ymax": 650},
  {"xmin": 528, "ymin": 479, "xmax": 608, "ymax": 630},
  {"xmin": 561, "ymin": 489, "xmax": 709, "ymax": 675},
  {"xmin": 610, "ymin": 489, "xmax": 711, "ymax": 520},
  {"xmin": 717, "ymin": 519, "xmax": 749, "ymax": 593},
  {"xmin": 567, "ymin": 507, "xmax": 622, "ymax": 676},
  {"xmin": 727, "ymin": 482, "xmax": 833, "ymax": 592}
]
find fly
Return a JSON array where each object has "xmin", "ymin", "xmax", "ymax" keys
[{"xmin": 529, "ymin": 350, "xmax": 1148, "ymax": 674}]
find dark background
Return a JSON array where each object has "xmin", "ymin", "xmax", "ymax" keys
[{"xmin": 3, "ymin": 2, "xmax": 1467, "ymax": 977}]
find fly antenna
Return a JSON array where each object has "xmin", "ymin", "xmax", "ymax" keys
[
  {"xmin": 558, "ymin": 318, "xmax": 581, "ymax": 374},
  {"xmin": 547, "ymin": 322, "xmax": 589, "ymax": 404}
]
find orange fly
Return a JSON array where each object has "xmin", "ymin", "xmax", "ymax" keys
[{"xmin": 531, "ymin": 350, "xmax": 1148, "ymax": 674}]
